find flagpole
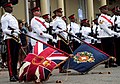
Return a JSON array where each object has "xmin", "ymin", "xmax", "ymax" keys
[
  {"xmin": 56, "ymin": 26, "xmax": 110, "ymax": 56},
  {"xmin": 22, "ymin": 33, "xmax": 70, "ymax": 56},
  {"xmin": 56, "ymin": 26, "xmax": 97, "ymax": 44}
]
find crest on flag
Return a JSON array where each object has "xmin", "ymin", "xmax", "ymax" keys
[{"xmin": 73, "ymin": 51, "xmax": 95, "ymax": 63}]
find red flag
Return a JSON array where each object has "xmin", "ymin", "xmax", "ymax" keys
[{"xmin": 19, "ymin": 47, "xmax": 68, "ymax": 82}]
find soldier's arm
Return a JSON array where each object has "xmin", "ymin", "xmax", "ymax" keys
[
  {"xmin": 1, "ymin": 18, "xmax": 12, "ymax": 35},
  {"xmin": 100, "ymin": 21, "xmax": 119, "ymax": 36},
  {"xmin": 31, "ymin": 20, "xmax": 53, "ymax": 39}
]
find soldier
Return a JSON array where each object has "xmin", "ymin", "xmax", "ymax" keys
[
  {"xmin": 42, "ymin": 14, "xmax": 55, "ymax": 46},
  {"xmin": 67, "ymin": 14, "xmax": 81, "ymax": 51},
  {"xmin": 111, "ymin": 6, "xmax": 120, "ymax": 66},
  {"xmin": 42, "ymin": 14, "xmax": 50, "ymax": 29},
  {"xmin": 80, "ymin": 19, "xmax": 96, "ymax": 44},
  {"xmin": 62, "ymin": 16, "xmax": 68, "ymax": 25},
  {"xmin": 92, "ymin": 18, "xmax": 102, "ymax": 50},
  {"xmin": 50, "ymin": 15, "xmax": 56, "ymax": 28},
  {"xmin": 52, "ymin": 8, "xmax": 72, "ymax": 73},
  {"xmin": 52, "ymin": 15, "xmax": 56, "ymax": 20},
  {"xmin": 49, "ymin": 15, "xmax": 57, "ymax": 42},
  {"xmin": 1, "ymin": 2, "xmax": 20, "ymax": 82},
  {"xmin": 30, "ymin": 7, "xmax": 53, "ymax": 53},
  {"xmin": 98, "ymin": 5, "xmax": 119, "ymax": 68}
]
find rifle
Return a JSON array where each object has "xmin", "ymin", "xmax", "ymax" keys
[
  {"xmin": 57, "ymin": 26, "xmax": 97, "ymax": 43},
  {"xmin": 95, "ymin": 26, "xmax": 99, "ymax": 38},
  {"xmin": 52, "ymin": 26, "xmax": 73, "ymax": 53}
]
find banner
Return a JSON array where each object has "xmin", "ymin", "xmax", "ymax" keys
[
  {"xmin": 19, "ymin": 47, "xmax": 68, "ymax": 82},
  {"xmin": 63, "ymin": 43, "xmax": 110, "ymax": 74}
]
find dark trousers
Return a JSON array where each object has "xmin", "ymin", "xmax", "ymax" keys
[
  {"xmin": 101, "ymin": 37, "xmax": 115, "ymax": 56},
  {"xmin": 56, "ymin": 40, "xmax": 72, "ymax": 54},
  {"xmin": 92, "ymin": 43, "xmax": 102, "ymax": 50},
  {"xmin": 101, "ymin": 37, "xmax": 116, "ymax": 66},
  {"xmin": 5, "ymin": 39, "xmax": 20, "ymax": 77},
  {"xmin": 70, "ymin": 39, "xmax": 81, "ymax": 51},
  {"xmin": 56, "ymin": 40, "xmax": 72, "ymax": 71}
]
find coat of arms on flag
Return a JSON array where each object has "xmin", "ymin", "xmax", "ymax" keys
[
  {"xmin": 73, "ymin": 51, "xmax": 95, "ymax": 63},
  {"xmin": 63, "ymin": 43, "xmax": 110, "ymax": 74}
]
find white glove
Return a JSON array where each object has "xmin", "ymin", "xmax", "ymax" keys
[
  {"xmin": 54, "ymin": 30, "xmax": 63, "ymax": 34},
  {"xmin": 117, "ymin": 33, "xmax": 120, "ymax": 37},
  {"xmin": 44, "ymin": 33, "xmax": 53, "ymax": 39},
  {"xmin": 49, "ymin": 35, "xmax": 53, "ymax": 39},
  {"xmin": 112, "ymin": 32, "xmax": 120, "ymax": 37},
  {"xmin": 53, "ymin": 39, "xmax": 57, "ymax": 43},
  {"xmin": 94, "ymin": 38, "xmax": 97, "ymax": 41},
  {"xmin": 12, "ymin": 32, "xmax": 18, "ymax": 37},
  {"xmin": 74, "ymin": 38, "xmax": 81, "ymax": 43},
  {"xmin": 14, "ymin": 29, "xmax": 21, "ymax": 34}
]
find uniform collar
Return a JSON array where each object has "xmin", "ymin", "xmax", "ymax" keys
[
  {"xmin": 56, "ymin": 16, "xmax": 62, "ymax": 19},
  {"xmin": 101, "ymin": 13, "xmax": 109, "ymax": 16},
  {"xmin": 34, "ymin": 16, "xmax": 40, "ymax": 18},
  {"xmin": 70, "ymin": 21, "xmax": 75, "ymax": 23},
  {"xmin": 5, "ymin": 12, "xmax": 11, "ymax": 14}
]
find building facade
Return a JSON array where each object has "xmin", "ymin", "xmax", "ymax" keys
[{"xmin": 0, "ymin": 0, "xmax": 119, "ymax": 24}]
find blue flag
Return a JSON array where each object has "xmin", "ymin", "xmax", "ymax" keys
[{"xmin": 63, "ymin": 43, "xmax": 110, "ymax": 74}]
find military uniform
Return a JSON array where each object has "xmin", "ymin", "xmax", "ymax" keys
[
  {"xmin": 50, "ymin": 15, "xmax": 57, "ymax": 42},
  {"xmin": 1, "ymin": 2, "xmax": 20, "ymax": 82},
  {"xmin": 53, "ymin": 16, "xmax": 71, "ymax": 53},
  {"xmin": 98, "ymin": 5, "xmax": 119, "ymax": 68},
  {"xmin": 111, "ymin": 6, "xmax": 120, "ymax": 66},
  {"xmin": 52, "ymin": 8, "xmax": 72, "ymax": 73},
  {"xmin": 53, "ymin": 17, "xmax": 67, "ymax": 40},
  {"xmin": 42, "ymin": 14, "xmax": 54, "ymax": 46},
  {"xmin": 62, "ymin": 16, "xmax": 68, "ymax": 25},
  {"xmin": 30, "ymin": 7, "xmax": 53, "ymax": 53},
  {"xmin": 42, "ymin": 14, "xmax": 50, "ymax": 29},
  {"xmin": 92, "ymin": 18, "xmax": 102, "ymax": 50},
  {"xmin": 67, "ymin": 14, "xmax": 81, "ymax": 51},
  {"xmin": 80, "ymin": 19, "xmax": 96, "ymax": 44}
]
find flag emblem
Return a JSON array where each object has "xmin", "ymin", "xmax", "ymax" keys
[
  {"xmin": 73, "ymin": 51, "xmax": 95, "ymax": 63},
  {"xmin": 32, "ymin": 55, "xmax": 45, "ymax": 66}
]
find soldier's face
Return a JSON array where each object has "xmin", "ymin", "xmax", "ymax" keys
[
  {"xmin": 4, "ymin": 6, "xmax": 13, "ymax": 13},
  {"xmin": 57, "ymin": 12, "xmax": 62, "ymax": 17},
  {"xmin": 45, "ymin": 18, "xmax": 50, "ymax": 22},
  {"xmin": 101, "ymin": 7, "xmax": 108, "ymax": 14},
  {"xmin": 71, "ymin": 18, "xmax": 75, "ymax": 22},
  {"xmin": 33, "ymin": 11, "xmax": 41, "ymax": 16}
]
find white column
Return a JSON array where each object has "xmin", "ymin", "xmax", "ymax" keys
[
  {"xmin": 0, "ymin": 8, "xmax": 3, "ymax": 17},
  {"xmin": 40, "ymin": 0, "xmax": 50, "ymax": 15},
  {"xmin": 58, "ymin": 0, "xmax": 65, "ymax": 16},
  {"xmin": 100, "ymin": 0, "xmax": 107, "ymax": 6},
  {"xmin": 25, "ymin": 0, "xmax": 29, "ymax": 24},
  {"xmin": 87, "ymin": 0, "xmax": 94, "ymax": 23}
]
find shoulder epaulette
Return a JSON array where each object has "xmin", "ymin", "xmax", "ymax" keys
[{"xmin": 4, "ymin": 14, "xmax": 7, "ymax": 17}]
